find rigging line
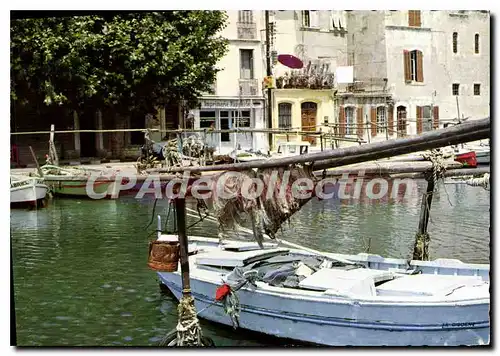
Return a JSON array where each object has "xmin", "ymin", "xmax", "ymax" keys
[{"xmin": 144, "ymin": 198, "xmax": 159, "ymax": 230}]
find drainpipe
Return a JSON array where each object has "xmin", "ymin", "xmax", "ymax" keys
[{"xmin": 265, "ymin": 10, "xmax": 273, "ymax": 152}]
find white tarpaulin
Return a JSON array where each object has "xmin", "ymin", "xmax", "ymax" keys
[{"xmin": 336, "ymin": 66, "xmax": 354, "ymax": 84}]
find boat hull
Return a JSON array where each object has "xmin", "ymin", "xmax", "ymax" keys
[
  {"xmin": 45, "ymin": 178, "xmax": 116, "ymax": 197},
  {"xmin": 158, "ymin": 272, "xmax": 489, "ymax": 346},
  {"xmin": 475, "ymin": 151, "xmax": 490, "ymax": 165},
  {"xmin": 454, "ymin": 151, "xmax": 477, "ymax": 168},
  {"xmin": 10, "ymin": 181, "xmax": 49, "ymax": 205}
]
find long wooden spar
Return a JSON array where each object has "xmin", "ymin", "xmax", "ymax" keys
[{"xmin": 147, "ymin": 117, "xmax": 490, "ymax": 174}]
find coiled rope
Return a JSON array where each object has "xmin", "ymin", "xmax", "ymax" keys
[
  {"xmin": 176, "ymin": 295, "xmax": 203, "ymax": 346},
  {"xmin": 465, "ymin": 173, "xmax": 490, "ymax": 191},
  {"xmin": 421, "ymin": 149, "xmax": 447, "ymax": 187}
]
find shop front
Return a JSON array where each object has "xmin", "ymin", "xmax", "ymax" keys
[{"xmin": 192, "ymin": 98, "xmax": 266, "ymax": 154}]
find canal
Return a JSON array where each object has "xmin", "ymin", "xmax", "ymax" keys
[{"xmin": 11, "ymin": 180, "xmax": 490, "ymax": 346}]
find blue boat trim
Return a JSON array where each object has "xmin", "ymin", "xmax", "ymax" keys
[{"xmin": 160, "ymin": 277, "xmax": 489, "ymax": 332}]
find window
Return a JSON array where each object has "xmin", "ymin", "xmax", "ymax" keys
[
  {"xmin": 452, "ymin": 83, "xmax": 460, "ymax": 96},
  {"xmin": 240, "ymin": 49, "xmax": 254, "ymax": 79},
  {"xmin": 397, "ymin": 106, "xmax": 407, "ymax": 137},
  {"xmin": 345, "ymin": 107, "xmax": 355, "ymax": 135},
  {"xmin": 278, "ymin": 103, "xmax": 292, "ymax": 129},
  {"xmin": 474, "ymin": 84, "xmax": 481, "ymax": 96},
  {"xmin": 301, "ymin": 11, "xmax": 310, "ymax": 27},
  {"xmin": 238, "ymin": 10, "xmax": 253, "ymax": 23},
  {"xmin": 301, "ymin": 10, "xmax": 318, "ymax": 28},
  {"xmin": 404, "ymin": 50, "xmax": 423, "ymax": 83},
  {"xmin": 452, "ymin": 32, "xmax": 458, "ymax": 53},
  {"xmin": 408, "ymin": 10, "xmax": 421, "ymax": 27},
  {"xmin": 376, "ymin": 107, "xmax": 387, "ymax": 134},
  {"xmin": 231, "ymin": 110, "xmax": 251, "ymax": 128},
  {"xmin": 200, "ymin": 111, "xmax": 216, "ymax": 129},
  {"xmin": 475, "ymin": 34, "xmax": 480, "ymax": 54},
  {"xmin": 410, "ymin": 51, "xmax": 417, "ymax": 81}
]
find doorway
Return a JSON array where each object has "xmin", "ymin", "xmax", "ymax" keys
[
  {"xmin": 79, "ymin": 111, "xmax": 97, "ymax": 157},
  {"xmin": 301, "ymin": 102, "xmax": 317, "ymax": 145}
]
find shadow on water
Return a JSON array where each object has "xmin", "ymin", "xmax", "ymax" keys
[{"xmin": 10, "ymin": 180, "xmax": 490, "ymax": 346}]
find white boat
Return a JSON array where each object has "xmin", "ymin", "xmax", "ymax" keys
[
  {"xmin": 155, "ymin": 235, "xmax": 490, "ymax": 346},
  {"xmin": 10, "ymin": 175, "xmax": 49, "ymax": 205},
  {"xmin": 230, "ymin": 141, "xmax": 314, "ymax": 163}
]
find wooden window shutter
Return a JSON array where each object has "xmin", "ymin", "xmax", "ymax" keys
[
  {"xmin": 339, "ymin": 106, "xmax": 346, "ymax": 137},
  {"xmin": 370, "ymin": 107, "xmax": 377, "ymax": 137},
  {"xmin": 414, "ymin": 11, "xmax": 421, "ymax": 27},
  {"xmin": 433, "ymin": 106, "xmax": 439, "ymax": 129},
  {"xmin": 416, "ymin": 106, "xmax": 423, "ymax": 134},
  {"xmin": 408, "ymin": 11, "xmax": 414, "ymax": 26},
  {"xmin": 403, "ymin": 50, "xmax": 411, "ymax": 82},
  {"xmin": 388, "ymin": 105, "xmax": 394, "ymax": 136},
  {"xmin": 416, "ymin": 50, "xmax": 424, "ymax": 83},
  {"xmin": 357, "ymin": 106, "xmax": 364, "ymax": 137}
]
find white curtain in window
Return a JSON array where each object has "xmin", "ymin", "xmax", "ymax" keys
[
  {"xmin": 309, "ymin": 10, "xmax": 319, "ymax": 27},
  {"xmin": 376, "ymin": 107, "xmax": 386, "ymax": 134}
]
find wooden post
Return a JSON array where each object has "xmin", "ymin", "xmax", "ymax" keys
[
  {"xmin": 73, "ymin": 112, "xmax": 81, "ymax": 158},
  {"xmin": 49, "ymin": 124, "xmax": 59, "ymax": 166},
  {"xmin": 174, "ymin": 197, "xmax": 192, "ymax": 297},
  {"xmin": 365, "ymin": 117, "xmax": 371, "ymax": 144},
  {"xmin": 412, "ymin": 175, "xmax": 435, "ymax": 261}
]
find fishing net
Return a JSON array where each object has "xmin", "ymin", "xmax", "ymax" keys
[{"xmin": 202, "ymin": 164, "xmax": 317, "ymax": 247}]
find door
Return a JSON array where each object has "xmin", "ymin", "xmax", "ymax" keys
[
  {"xmin": 220, "ymin": 111, "xmax": 230, "ymax": 144},
  {"xmin": 301, "ymin": 102, "xmax": 317, "ymax": 145}
]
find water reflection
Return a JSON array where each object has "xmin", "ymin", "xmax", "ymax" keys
[{"xmin": 11, "ymin": 180, "xmax": 490, "ymax": 346}]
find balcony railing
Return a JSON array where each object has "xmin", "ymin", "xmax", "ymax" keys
[
  {"xmin": 239, "ymin": 78, "xmax": 259, "ymax": 96},
  {"xmin": 237, "ymin": 22, "xmax": 257, "ymax": 40}
]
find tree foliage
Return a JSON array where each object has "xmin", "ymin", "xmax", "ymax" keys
[{"xmin": 10, "ymin": 11, "xmax": 229, "ymax": 116}]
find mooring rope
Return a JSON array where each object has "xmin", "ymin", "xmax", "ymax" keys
[
  {"xmin": 421, "ymin": 149, "xmax": 446, "ymax": 187},
  {"xmin": 222, "ymin": 289, "xmax": 241, "ymax": 329},
  {"xmin": 176, "ymin": 295, "xmax": 203, "ymax": 346},
  {"xmin": 421, "ymin": 149, "xmax": 453, "ymax": 206},
  {"xmin": 465, "ymin": 173, "xmax": 490, "ymax": 191}
]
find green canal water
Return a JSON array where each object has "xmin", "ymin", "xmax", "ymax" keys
[{"xmin": 11, "ymin": 180, "xmax": 490, "ymax": 346}]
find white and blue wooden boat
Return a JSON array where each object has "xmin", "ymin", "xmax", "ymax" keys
[
  {"xmin": 10, "ymin": 175, "xmax": 49, "ymax": 206},
  {"xmin": 155, "ymin": 235, "xmax": 490, "ymax": 346}
]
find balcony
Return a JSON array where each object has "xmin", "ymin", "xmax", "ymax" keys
[
  {"xmin": 238, "ymin": 78, "xmax": 259, "ymax": 96},
  {"xmin": 237, "ymin": 22, "xmax": 257, "ymax": 40}
]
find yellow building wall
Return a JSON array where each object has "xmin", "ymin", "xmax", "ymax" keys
[{"xmin": 272, "ymin": 89, "xmax": 335, "ymax": 149}]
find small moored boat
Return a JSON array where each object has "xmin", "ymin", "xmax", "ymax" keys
[
  {"xmin": 10, "ymin": 175, "xmax": 49, "ymax": 206},
  {"xmin": 155, "ymin": 235, "xmax": 490, "ymax": 346}
]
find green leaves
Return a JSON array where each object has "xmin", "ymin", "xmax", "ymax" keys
[{"xmin": 11, "ymin": 11, "xmax": 229, "ymax": 117}]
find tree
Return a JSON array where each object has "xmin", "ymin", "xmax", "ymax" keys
[{"xmin": 10, "ymin": 11, "xmax": 229, "ymax": 118}]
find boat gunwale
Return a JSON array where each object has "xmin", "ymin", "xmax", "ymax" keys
[{"xmin": 159, "ymin": 276, "xmax": 490, "ymax": 332}]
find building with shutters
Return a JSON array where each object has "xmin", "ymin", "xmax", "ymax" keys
[
  {"xmin": 270, "ymin": 10, "xmax": 346, "ymax": 149},
  {"xmin": 189, "ymin": 10, "xmax": 267, "ymax": 155},
  {"xmin": 336, "ymin": 10, "xmax": 490, "ymax": 146}
]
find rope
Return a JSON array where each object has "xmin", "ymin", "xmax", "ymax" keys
[
  {"xmin": 421, "ymin": 148, "xmax": 453, "ymax": 206},
  {"xmin": 176, "ymin": 295, "xmax": 203, "ymax": 346},
  {"xmin": 421, "ymin": 149, "xmax": 446, "ymax": 187},
  {"xmin": 412, "ymin": 232, "xmax": 431, "ymax": 261},
  {"xmin": 222, "ymin": 289, "xmax": 241, "ymax": 329},
  {"xmin": 144, "ymin": 198, "xmax": 159, "ymax": 230},
  {"xmin": 465, "ymin": 173, "xmax": 490, "ymax": 191}
]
